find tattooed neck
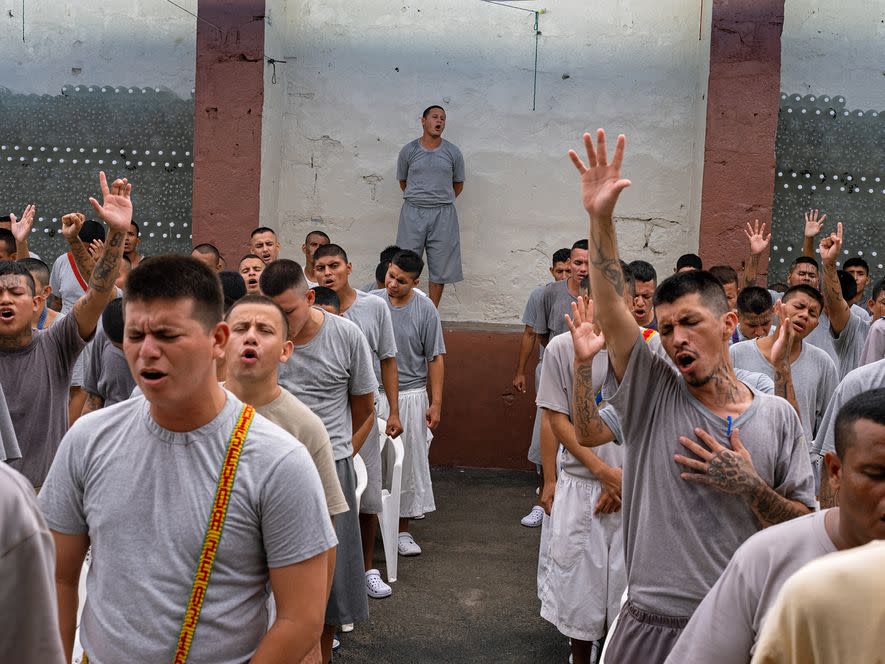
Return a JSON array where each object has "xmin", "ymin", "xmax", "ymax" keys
[
  {"xmin": 690, "ymin": 362, "xmax": 748, "ymax": 409},
  {"xmin": 0, "ymin": 329, "xmax": 33, "ymax": 349}
]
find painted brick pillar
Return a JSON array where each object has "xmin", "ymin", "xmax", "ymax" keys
[
  {"xmin": 193, "ymin": 0, "xmax": 266, "ymax": 265},
  {"xmin": 699, "ymin": 0, "xmax": 785, "ymax": 274}
]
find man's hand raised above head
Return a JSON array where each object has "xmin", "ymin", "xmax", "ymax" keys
[
  {"xmin": 744, "ymin": 219, "xmax": 771, "ymax": 256},
  {"xmin": 566, "ymin": 296, "xmax": 606, "ymax": 365},
  {"xmin": 89, "ymin": 172, "xmax": 132, "ymax": 234},
  {"xmin": 568, "ymin": 129, "xmax": 631, "ymax": 221},
  {"xmin": 60, "ymin": 213, "xmax": 86, "ymax": 241},
  {"xmin": 818, "ymin": 222, "xmax": 843, "ymax": 265},
  {"xmin": 9, "ymin": 204, "xmax": 36, "ymax": 244},
  {"xmin": 804, "ymin": 209, "xmax": 826, "ymax": 238}
]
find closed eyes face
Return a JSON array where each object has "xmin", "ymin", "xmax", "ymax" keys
[
  {"xmin": 225, "ymin": 303, "xmax": 290, "ymax": 380},
  {"xmin": 0, "ymin": 274, "xmax": 38, "ymax": 338},
  {"xmin": 250, "ymin": 233, "xmax": 280, "ymax": 264},
  {"xmin": 656, "ymin": 293, "xmax": 731, "ymax": 387},
  {"xmin": 781, "ymin": 293, "xmax": 822, "ymax": 338},
  {"xmin": 239, "ymin": 259, "xmax": 265, "ymax": 293}
]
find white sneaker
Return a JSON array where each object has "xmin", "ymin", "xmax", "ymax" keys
[
  {"xmin": 340, "ymin": 623, "xmax": 354, "ymax": 633},
  {"xmin": 521, "ymin": 505, "xmax": 544, "ymax": 528},
  {"xmin": 365, "ymin": 569, "xmax": 392, "ymax": 598},
  {"xmin": 397, "ymin": 532, "xmax": 422, "ymax": 556}
]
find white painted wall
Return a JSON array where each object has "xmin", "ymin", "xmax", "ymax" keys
[
  {"xmin": 268, "ymin": 0, "xmax": 712, "ymax": 322},
  {"xmin": 781, "ymin": 1, "xmax": 885, "ymax": 110},
  {"xmin": 261, "ymin": 0, "xmax": 289, "ymax": 231},
  {"xmin": 0, "ymin": 0, "xmax": 195, "ymax": 97}
]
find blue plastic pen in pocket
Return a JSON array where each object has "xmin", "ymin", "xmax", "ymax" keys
[{"xmin": 726, "ymin": 416, "xmax": 733, "ymax": 436}]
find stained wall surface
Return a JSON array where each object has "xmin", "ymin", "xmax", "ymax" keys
[{"xmin": 266, "ymin": 0, "xmax": 713, "ymax": 323}]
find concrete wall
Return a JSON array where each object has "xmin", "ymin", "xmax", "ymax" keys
[{"xmin": 270, "ymin": 0, "xmax": 712, "ymax": 323}]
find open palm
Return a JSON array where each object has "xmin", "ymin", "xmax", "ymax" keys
[
  {"xmin": 89, "ymin": 171, "xmax": 132, "ymax": 233},
  {"xmin": 568, "ymin": 129, "xmax": 631, "ymax": 219},
  {"xmin": 566, "ymin": 296, "xmax": 606, "ymax": 363}
]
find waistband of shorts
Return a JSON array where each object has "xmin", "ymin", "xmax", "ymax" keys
[
  {"xmin": 625, "ymin": 600, "xmax": 691, "ymax": 629},
  {"xmin": 389, "ymin": 386, "xmax": 428, "ymax": 397},
  {"xmin": 559, "ymin": 468, "xmax": 602, "ymax": 486},
  {"xmin": 403, "ymin": 199, "xmax": 455, "ymax": 209}
]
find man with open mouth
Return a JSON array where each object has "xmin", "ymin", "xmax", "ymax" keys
[
  {"xmin": 238, "ymin": 253, "xmax": 265, "ymax": 294},
  {"xmin": 396, "ymin": 104, "xmax": 466, "ymax": 308}
]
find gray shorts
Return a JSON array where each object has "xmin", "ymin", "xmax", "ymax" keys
[
  {"xmin": 325, "ymin": 457, "xmax": 369, "ymax": 626},
  {"xmin": 603, "ymin": 600, "xmax": 689, "ymax": 664},
  {"xmin": 358, "ymin": 418, "xmax": 382, "ymax": 515},
  {"xmin": 396, "ymin": 200, "xmax": 463, "ymax": 284},
  {"xmin": 527, "ymin": 362, "xmax": 543, "ymax": 465}
]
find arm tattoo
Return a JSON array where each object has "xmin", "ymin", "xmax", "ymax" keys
[
  {"xmin": 88, "ymin": 230, "xmax": 124, "ymax": 295},
  {"xmin": 589, "ymin": 231, "xmax": 625, "ymax": 295},
  {"xmin": 818, "ymin": 461, "xmax": 839, "ymax": 508},
  {"xmin": 747, "ymin": 481, "xmax": 811, "ymax": 528},
  {"xmin": 773, "ymin": 365, "xmax": 800, "ymax": 416},
  {"xmin": 741, "ymin": 253, "xmax": 760, "ymax": 289},
  {"xmin": 822, "ymin": 262, "xmax": 847, "ymax": 314},
  {"xmin": 81, "ymin": 392, "xmax": 105, "ymax": 415},
  {"xmin": 68, "ymin": 238, "xmax": 96, "ymax": 279},
  {"xmin": 572, "ymin": 363, "xmax": 613, "ymax": 443}
]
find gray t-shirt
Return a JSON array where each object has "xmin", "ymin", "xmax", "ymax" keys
[
  {"xmin": 730, "ymin": 339, "xmax": 837, "ymax": 443},
  {"xmin": 1, "ymin": 313, "xmax": 86, "ymax": 486},
  {"xmin": 534, "ymin": 279, "xmax": 578, "ymax": 341},
  {"xmin": 0, "ymin": 463, "xmax": 66, "ymax": 664},
  {"xmin": 39, "ymin": 392, "xmax": 336, "ymax": 664},
  {"xmin": 278, "ymin": 310, "xmax": 377, "ymax": 460},
  {"xmin": 607, "ymin": 334, "xmax": 815, "ymax": 617},
  {"xmin": 535, "ymin": 333, "xmax": 623, "ymax": 480},
  {"xmin": 49, "ymin": 252, "xmax": 86, "ymax": 315},
  {"xmin": 371, "ymin": 289, "xmax": 446, "ymax": 391},
  {"xmin": 665, "ymin": 510, "xmax": 836, "ymax": 664},
  {"xmin": 831, "ymin": 312, "xmax": 870, "ymax": 381},
  {"xmin": 82, "ymin": 324, "xmax": 136, "ymax": 406},
  {"xmin": 860, "ymin": 318, "xmax": 885, "ymax": 366},
  {"xmin": 813, "ymin": 358, "xmax": 885, "ymax": 456},
  {"xmin": 397, "ymin": 138, "xmax": 465, "ymax": 207},
  {"xmin": 0, "ymin": 380, "xmax": 21, "ymax": 463},
  {"xmin": 342, "ymin": 290, "xmax": 398, "ymax": 385}
]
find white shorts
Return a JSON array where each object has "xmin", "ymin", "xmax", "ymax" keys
[
  {"xmin": 539, "ymin": 470, "xmax": 626, "ymax": 642},
  {"xmin": 377, "ymin": 388, "xmax": 435, "ymax": 518}
]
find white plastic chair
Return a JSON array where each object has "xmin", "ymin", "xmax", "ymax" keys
[
  {"xmin": 353, "ymin": 452, "xmax": 368, "ymax": 513},
  {"xmin": 598, "ymin": 586, "xmax": 629, "ymax": 664},
  {"xmin": 376, "ymin": 418, "xmax": 404, "ymax": 583}
]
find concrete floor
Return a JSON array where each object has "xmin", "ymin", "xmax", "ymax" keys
[{"xmin": 335, "ymin": 468, "xmax": 566, "ymax": 663}]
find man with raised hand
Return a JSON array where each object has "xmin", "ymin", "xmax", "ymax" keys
[
  {"xmin": 41, "ymin": 256, "xmax": 335, "ymax": 663},
  {"xmin": 0, "ymin": 173, "xmax": 129, "ymax": 489},
  {"xmin": 566, "ymin": 130, "xmax": 815, "ymax": 662}
]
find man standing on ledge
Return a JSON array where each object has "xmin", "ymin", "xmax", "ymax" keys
[{"xmin": 397, "ymin": 105, "xmax": 466, "ymax": 308}]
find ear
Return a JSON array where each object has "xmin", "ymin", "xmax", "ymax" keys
[
  {"xmin": 346, "ymin": 262, "xmax": 353, "ymax": 276},
  {"xmin": 211, "ymin": 321, "xmax": 230, "ymax": 360},
  {"xmin": 823, "ymin": 452, "xmax": 842, "ymax": 495},
  {"xmin": 280, "ymin": 339, "xmax": 294, "ymax": 363},
  {"xmin": 722, "ymin": 309, "xmax": 738, "ymax": 338},
  {"xmin": 306, "ymin": 288, "xmax": 316, "ymax": 306}
]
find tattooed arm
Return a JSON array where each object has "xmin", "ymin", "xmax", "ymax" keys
[
  {"xmin": 769, "ymin": 302, "xmax": 801, "ymax": 416},
  {"xmin": 741, "ymin": 219, "xmax": 771, "ymax": 289},
  {"xmin": 72, "ymin": 173, "xmax": 132, "ymax": 340},
  {"xmin": 80, "ymin": 392, "xmax": 105, "ymax": 416},
  {"xmin": 675, "ymin": 427, "xmax": 811, "ymax": 528},
  {"xmin": 568, "ymin": 129, "xmax": 639, "ymax": 381},
  {"xmin": 60, "ymin": 213, "xmax": 97, "ymax": 279},
  {"xmin": 819, "ymin": 223, "xmax": 850, "ymax": 334}
]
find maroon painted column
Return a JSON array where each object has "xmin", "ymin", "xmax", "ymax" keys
[
  {"xmin": 193, "ymin": 0, "xmax": 266, "ymax": 265},
  {"xmin": 699, "ymin": 0, "xmax": 785, "ymax": 274}
]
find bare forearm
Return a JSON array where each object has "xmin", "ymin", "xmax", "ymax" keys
[
  {"xmin": 742, "ymin": 252, "xmax": 761, "ymax": 289},
  {"xmin": 56, "ymin": 582, "xmax": 79, "ymax": 662},
  {"xmin": 15, "ymin": 237, "xmax": 29, "ymax": 260},
  {"xmin": 252, "ymin": 616, "xmax": 322, "ymax": 664},
  {"xmin": 747, "ymin": 482, "xmax": 811, "ymax": 528},
  {"xmin": 572, "ymin": 362, "xmax": 615, "ymax": 446},
  {"xmin": 428, "ymin": 357, "xmax": 444, "ymax": 407},
  {"xmin": 515, "ymin": 327, "xmax": 536, "ymax": 376},
  {"xmin": 453, "ymin": 181, "xmax": 464, "ymax": 197},
  {"xmin": 67, "ymin": 237, "xmax": 96, "ymax": 278},
  {"xmin": 773, "ymin": 364, "xmax": 800, "ymax": 416},
  {"xmin": 88, "ymin": 229, "xmax": 123, "ymax": 295},
  {"xmin": 548, "ymin": 410, "xmax": 614, "ymax": 477},
  {"xmin": 380, "ymin": 358, "xmax": 399, "ymax": 417},
  {"xmin": 818, "ymin": 462, "xmax": 838, "ymax": 508},
  {"xmin": 81, "ymin": 392, "xmax": 104, "ymax": 416},
  {"xmin": 802, "ymin": 235, "xmax": 814, "ymax": 258},
  {"xmin": 539, "ymin": 410, "xmax": 558, "ymax": 481},
  {"xmin": 821, "ymin": 261, "xmax": 849, "ymax": 331},
  {"xmin": 351, "ymin": 408, "xmax": 374, "ymax": 454}
]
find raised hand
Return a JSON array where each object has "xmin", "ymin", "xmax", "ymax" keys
[
  {"xmin": 744, "ymin": 219, "xmax": 771, "ymax": 256},
  {"xmin": 60, "ymin": 213, "xmax": 86, "ymax": 241},
  {"xmin": 568, "ymin": 129, "xmax": 631, "ymax": 220},
  {"xmin": 565, "ymin": 296, "xmax": 606, "ymax": 364},
  {"xmin": 88, "ymin": 171, "xmax": 132, "ymax": 233},
  {"xmin": 770, "ymin": 300, "xmax": 794, "ymax": 367},
  {"xmin": 9, "ymin": 204, "xmax": 36, "ymax": 243},
  {"xmin": 674, "ymin": 427, "xmax": 762, "ymax": 496},
  {"xmin": 804, "ymin": 209, "xmax": 826, "ymax": 238},
  {"xmin": 818, "ymin": 222, "xmax": 843, "ymax": 264},
  {"xmin": 87, "ymin": 238, "xmax": 105, "ymax": 259}
]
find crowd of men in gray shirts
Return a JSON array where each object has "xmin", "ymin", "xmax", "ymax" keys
[{"xmin": 0, "ymin": 122, "xmax": 883, "ymax": 664}]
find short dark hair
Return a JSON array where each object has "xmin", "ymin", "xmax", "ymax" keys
[
  {"xmin": 375, "ymin": 261, "xmax": 390, "ymax": 287},
  {"xmin": 239, "ymin": 253, "xmax": 263, "ymax": 266},
  {"xmin": 769, "ymin": 282, "xmax": 789, "ymax": 293},
  {"xmin": 313, "ymin": 243, "xmax": 348, "ymax": 264},
  {"xmin": 130, "ymin": 221, "xmax": 140, "ymax": 236},
  {"xmin": 102, "ymin": 298, "xmax": 125, "ymax": 344},
  {"xmin": 620, "ymin": 260, "xmax": 635, "ymax": 298},
  {"xmin": 259, "ymin": 259, "xmax": 307, "ymax": 296},
  {"xmin": 653, "ymin": 270, "xmax": 729, "ymax": 316},
  {"xmin": 871, "ymin": 277, "xmax": 885, "ymax": 302},
  {"xmin": 628, "ymin": 260, "xmax": 657, "ymax": 284},
  {"xmin": 837, "ymin": 270, "xmax": 858, "ymax": 302},
  {"xmin": 676, "ymin": 253, "xmax": 703, "ymax": 271},
  {"xmin": 218, "ymin": 271, "xmax": 247, "ymax": 312},
  {"xmin": 18, "ymin": 257, "xmax": 50, "ymax": 288},
  {"xmin": 842, "ymin": 257, "xmax": 869, "ymax": 274},
  {"xmin": 422, "ymin": 105, "xmax": 445, "ymax": 118},
  {"xmin": 310, "ymin": 286, "xmax": 340, "ymax": 312},
  {"xmin": 79, "ymin": 220, "xmax": 106, "ymax": 245},
  {"xmin": 0, "ymin": 229, "xmax": 15, "ymax": 255},
  {"xmin": 250, "ymin": 227, "xmax": 277, "ymax": 238},
  {"xmin": 125, "ymin": 256, "xmax": 223, "ymax": 330},
  {"xmin": 736, "ymin": 286, "xmax": 773, "ymax": 315},
  {"xmin": 552, "ymin": 248, "xmax": 571, "ymax": 265},
  {"xmin": 380, "ymin": 245, "xmax": 401, "ymax": 262},
  {"xmin": 709, "ymin": 265, "xmax": 739, "ymax": 287},
  {"xmin": 782, "ymin": 284, "xmax": 825, "ymax": 313},
  {"xmin": 193, "ymin": 243, "xmax": 221, "ymax": 260},
  {"xmin": 0, "ymin": 260, "xmax": 36, "ymax": 295},
  {"xmin": 833, "ymin": 388, "xmax": 885, "ymax": 459},
  {"xmin": 571, "ymin": 239, "xmax": 588, "ymax": 252},
  {"xmin": 225, "ymin": 293, "xmax": 289, "ymax": 338},
  {"xmin": 790, "ymin": 256, "xmax": 819, "ymax": 273},
  {"xmin": 0, "ymin": 215, "xmax": 11, "ymax": 224},
  {"xmin": 391, "ymin": 250, "xmax": 424, "ymax": 279},
  {"xmin": 305, "ymin": 230, "xmax": 330, "ymax": 244}
]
